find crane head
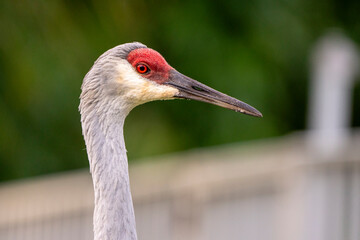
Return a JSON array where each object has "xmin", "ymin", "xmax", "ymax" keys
[{"xmin": 81, "ymin": 42, "xmax": 262, "ymax": 117}]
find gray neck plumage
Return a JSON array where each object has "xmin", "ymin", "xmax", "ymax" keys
[{"xmin": 80, "ymin": 103, "xmax": 137, "ymax": 240}]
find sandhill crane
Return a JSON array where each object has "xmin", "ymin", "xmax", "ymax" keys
[{"xmin": 79, "ymin": 42, "xmax": 262, "ymax": 240}]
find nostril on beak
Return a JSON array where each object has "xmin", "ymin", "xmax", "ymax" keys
[{"xmin": 191, "ymin": 86, "xmax": 206, "ymax": 92}]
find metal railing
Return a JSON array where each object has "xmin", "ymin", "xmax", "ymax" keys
[{"xmin": 1, "ymin": 132, "xmax": 359, "ymax": 240}]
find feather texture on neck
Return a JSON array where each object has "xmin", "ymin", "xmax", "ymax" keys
[{"xmin": 81, "ymin": 105, "xmax": 137, "ymax": 240}]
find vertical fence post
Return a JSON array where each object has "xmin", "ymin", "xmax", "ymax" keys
[{"xmin": 307, "ymin": 31, "xmax": 359, "ymax": 159}]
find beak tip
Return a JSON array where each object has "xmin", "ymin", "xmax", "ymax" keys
[
  {"xmin": 249, "ymin": 111, "xmax": 263, "ymax": 118},
  {"xmin": 240, "ymin": 106, "xmax": 262, "ymax": 118},
  {"xmin": 255, "ymin": 110, "xmax": 263, "ymax": 118}
]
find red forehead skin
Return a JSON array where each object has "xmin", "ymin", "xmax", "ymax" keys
[{"xmin": 127, "ymin": 48, "xmax": 173, "ymax": 84}]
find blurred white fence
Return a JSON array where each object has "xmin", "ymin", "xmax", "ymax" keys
[
  {"xmin": 0, "ymin": 131, "xmax": 359, "ymax": 240},
  {"xmin": 308, "ymin": 31, "xmax": 359, "ymax": 158}
]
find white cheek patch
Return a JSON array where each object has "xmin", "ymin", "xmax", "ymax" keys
[{"xmin": 114, "ymin": 61, "xmax": 179, "ymax": 105}]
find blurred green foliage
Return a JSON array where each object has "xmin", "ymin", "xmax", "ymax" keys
[{"xmin": 0, "ymin": 0, "xmax": 359, "ymax": 181}]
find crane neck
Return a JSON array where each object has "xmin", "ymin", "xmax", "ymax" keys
[{"xmin": 81, "ymin": 108, "xmax": 137, "ymax": 240}]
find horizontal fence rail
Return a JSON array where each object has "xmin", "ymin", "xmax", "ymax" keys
[{"xmin": 0, "ymin": 131, "xmax": 359, "ymax": 240}]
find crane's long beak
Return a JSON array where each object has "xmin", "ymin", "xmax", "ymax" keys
[{"xmin": 164, "ymin": 70, "xmax": 262, "ymax": 117}]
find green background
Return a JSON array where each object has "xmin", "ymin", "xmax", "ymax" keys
[{"xmin": 0, "ymin": 0, "xmax": 359, "ymax": 181}]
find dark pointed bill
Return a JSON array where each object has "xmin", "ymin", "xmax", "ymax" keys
[{"xmin": 164, "ymin": 70, "xmax": 262, "ymax": 117}]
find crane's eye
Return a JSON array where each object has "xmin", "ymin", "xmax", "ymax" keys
[{"xmin": 136, "ymin": 64, "xmax": 150, "ymax": 74}]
